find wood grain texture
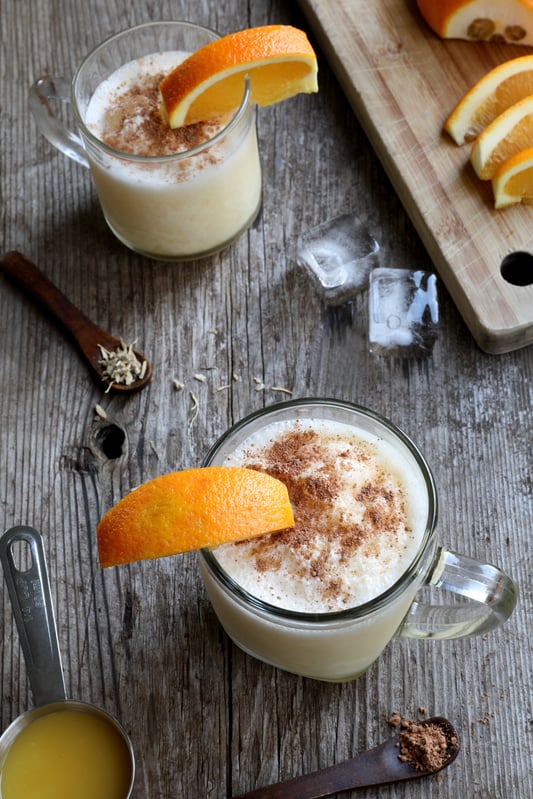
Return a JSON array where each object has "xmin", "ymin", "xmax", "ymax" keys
[
  {"xmin": 298, "ymin": 0, "xmax": 533, "ymax": 353},
  {"xmin": 0, "ymin": 1, "xmax": 532, "ymax": 798}
]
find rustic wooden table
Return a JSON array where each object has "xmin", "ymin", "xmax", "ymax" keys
[{"xmin": 1, "ymin": 1, "xmax": 531, "ymax": 797}]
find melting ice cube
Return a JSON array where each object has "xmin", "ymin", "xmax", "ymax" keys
[
  {"xmin": 368, "ymin": 268, "xmax": 439, "ymax": 356},
  {"xmin": 296, "ymin": 213, "xmax": 380, "ymax": 305}
]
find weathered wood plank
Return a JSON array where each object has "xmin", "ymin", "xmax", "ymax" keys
[{"xmin": 0, "ymin": 1, "xmax": 531, "ymax": 797}]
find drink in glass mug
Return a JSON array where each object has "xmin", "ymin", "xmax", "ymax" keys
[
  {"xmin": 29, "ymin": 22, "xmax": 262, "ymax": 261},
  {"xmin": 199, "ymin": 399, "xmax": 517, "ymax": 682}
]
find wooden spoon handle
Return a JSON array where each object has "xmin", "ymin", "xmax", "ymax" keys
[
  {"xmin": 232, "ymin": 740, "xmax": 406, "ymax": 798},
  {"xmin": 233, "ymin": 717, "xmax": 459, "ymax": 799},
  {"xmin": 1, "ymin": 250, "xmax": 152, "ymax": 392},
  {"xmin": 0, "ymin": 250, "xmax": 101, "ymax": 346}
]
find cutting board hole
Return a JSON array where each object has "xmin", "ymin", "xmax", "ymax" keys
[{"xmin": 500, "ymin": 252, "xmax": 533, "ymax": 286}]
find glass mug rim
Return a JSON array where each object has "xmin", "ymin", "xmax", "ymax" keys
[
  {"xmin": 71, "ymin": 20, "xmax": 253, "ymax": 164},
  {"xmin": 200, "ymin": 397, "xmax": 439, "ymax": 624}
]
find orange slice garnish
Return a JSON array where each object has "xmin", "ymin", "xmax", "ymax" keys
[
  {"xmin": 492, "ymin": 146, "xmax": 533, "ymax": 207},
  {"xmin": 470, "ymin": 94, "xmax": 533, "ymax": 179},
  {"xmin": 160, "ymin": 24, "xmax": 318, "ymax": 128},
  {"xmin": 416, "ymin": 0, "xmax": 533, "ymax": 45},
  {"xmin": 445, "ymin": 55, "xmax": 533, "ymax": 145},
  {"xmin": 97, "ymin": 466, "xmax": 294, "ymax": 567}
]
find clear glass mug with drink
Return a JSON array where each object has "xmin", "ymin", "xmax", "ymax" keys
[
  {"xmin": 29, "ymin": 21, "xmax": 262, "ymax": 261},
  {"xmin": 198, "ymin": 398, "xmax": 517, "ymax": 682}
]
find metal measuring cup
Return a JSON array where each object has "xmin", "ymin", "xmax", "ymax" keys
[{"xmin": 0, "ymin": 526, "xmax": 135, "ymax": 797}]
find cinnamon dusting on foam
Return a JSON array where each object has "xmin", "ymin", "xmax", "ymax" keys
[
  {"xmin": 216, "ymin": 420, "xmax": 425, "ymax": 613},
  {"xmin": 86, "ymin": 55, "xmax": 227, "ymax": 158},
  {"xmin": 98, "ymin": 72, "xmax": 224, "ymax": 156}
]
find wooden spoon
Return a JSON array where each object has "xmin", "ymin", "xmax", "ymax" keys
[
  {"xmin": 232, "ymin": 717, "xmax": 460, "ymax": 798},
  {"xmin": 0, "ymin": 251, "xmax": 152, "ymax": 393}
]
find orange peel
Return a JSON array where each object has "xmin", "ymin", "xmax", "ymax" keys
[
  {"xmin": 97, "ymin": 466, "xmax": 294, "ymax": 567},
  {"xmin": 160, "ymin": 24, "xmax": 318, "ymax": 128},
  {"xmin": 445, "ymin": 55, "xmax": 533, "ymax": 145},
  {"xmin": 470, "ymin": 93, "xmax": 533, "ymax": 179}
]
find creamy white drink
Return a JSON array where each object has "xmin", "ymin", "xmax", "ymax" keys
[
  {"xmin": 199, "ymin": 406, "xmax": 435, "ymax": 681},
  {"xmin": 84, "ymin": 51, "xmax": 261, "ymax": 259},
  {"xmin": 216, "ymin": 419, "xmax": 427, "ymax": 612}
]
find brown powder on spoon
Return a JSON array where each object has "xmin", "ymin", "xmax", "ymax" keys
[
  {"xmin": 397, "ymin": 720, "xmax": 450, "ymax": 771},
  {"xmin": 388, "ymin": 712, "xmax": 458, "ymax": 772}
]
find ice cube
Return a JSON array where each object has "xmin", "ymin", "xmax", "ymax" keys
[
  {"xmin": 368, "ymin": 268, "xmax": 438, "ymax": 356},
  {"xmin": 296, "ymin": 213, "xmax": 380, "ymax": 305}
]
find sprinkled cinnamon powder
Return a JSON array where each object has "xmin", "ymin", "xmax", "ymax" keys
[
  {"xmin": 398, "ymin": 720, "xmax": 453, "ymax": 772},
  {"xmin": 215, "ymin": 419, "xmax": 425, "ymax": 613},
  {"xmin": 244, "ymin": 427, "xmax": 405, "ymax": 579},
  {"xmin": 85, "ymin": 51, "xmax": 229, "ymax": 161},
  {"xmin": 98, "ymin": 71, "xmax": 224, "ymax": 156}
]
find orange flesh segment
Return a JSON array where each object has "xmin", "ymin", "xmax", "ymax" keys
[
  {"xmin": 97, "ymin": 467, "xmax": 294, "ymax": 567},
  {"xmin": 492, "ymin": 146, "xmax": 533, "ymax": 207},
  {"xmin": 416, "ymin": 0, "xmax": 533, "ymax": 43},
  {"xmin": 470, "ymin": 94, "xmax": 533, "ymax": 179},
  {"xmin": 159, "ymin": 25, "xmax": 318, "ymax": 127},
  {"xmin": 444, "ymin": 56, "xmax": 533, "ymax": 144}
]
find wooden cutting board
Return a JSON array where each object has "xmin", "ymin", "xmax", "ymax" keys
[{"xmin": 298, "ymin": 0, "xmax": 533, "ymax": 354}]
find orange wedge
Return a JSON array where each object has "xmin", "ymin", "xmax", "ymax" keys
[
  {"xmin": 97, "ymin": 466, "xmax": 294, "ymax": 567},
  {"xmin": 160, "ymin": 25, "xmax": 318, "ymax": 128},
  {"xmin": 417, "ymin": 0, "xmax": 533, "ymax": 45},
  {"xmin": 492, "ymin": 146, "xmax": 533, "ymax": 207},
  {"xmin": 470, "ymin": 94, "xmax": 533, "ymax": 179},
  {"xmin": 445, "ymin": 55, "xmax": 533, "ymax": 145}
]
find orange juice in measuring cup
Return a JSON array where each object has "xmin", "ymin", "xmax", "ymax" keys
[{"xmin": 0, "ymin": 527, "xmax": 135, "ymax": 799}]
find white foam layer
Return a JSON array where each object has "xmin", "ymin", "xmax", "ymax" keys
[
  {"xmin": 214, "ymin": 418, "xmax": 429, "ymax": 613},
  {"xmin": 85, "ymin": 51, "xmax": 224, "ymax": 165},
  {"xmin": 86, "ymin": 52, "xmax": 184, "ymax": 139}
]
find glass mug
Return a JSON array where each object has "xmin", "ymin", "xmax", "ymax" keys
[
  {"xmin": 198, "ymin": 399, "xmax": 518, "ymax": 682},
  {"xmin": 29, "ymin": 21, "xmax": 262, "ymax": 261}
]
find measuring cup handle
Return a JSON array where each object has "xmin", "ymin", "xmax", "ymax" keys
[
  {"xmin": 0, "ymin": 526, "xmax": 66, "ymax": 705},
  {"xmin": 29, "ymin": 76, "xmax": 89, "ymax": 168},
  {"xmin": 398, "ymin": 547, "xmax": 518, "ymax": 640}
]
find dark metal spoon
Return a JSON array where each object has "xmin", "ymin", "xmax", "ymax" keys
[
  {"xmin": 0, "ymin": 251, "xmax": 152, "ymax": 393},
  {"xmin": 232, "ymin": 717, "xmax": 460, "ymax": 799}
]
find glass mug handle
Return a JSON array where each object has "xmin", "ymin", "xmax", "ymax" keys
[
  {"xmin": 399, "ymin": 547, "xmax": 518, "ymax": 640},
  {"xmin": 29, "ymin": 77, "xmax": 89, "ymax": 168}
]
